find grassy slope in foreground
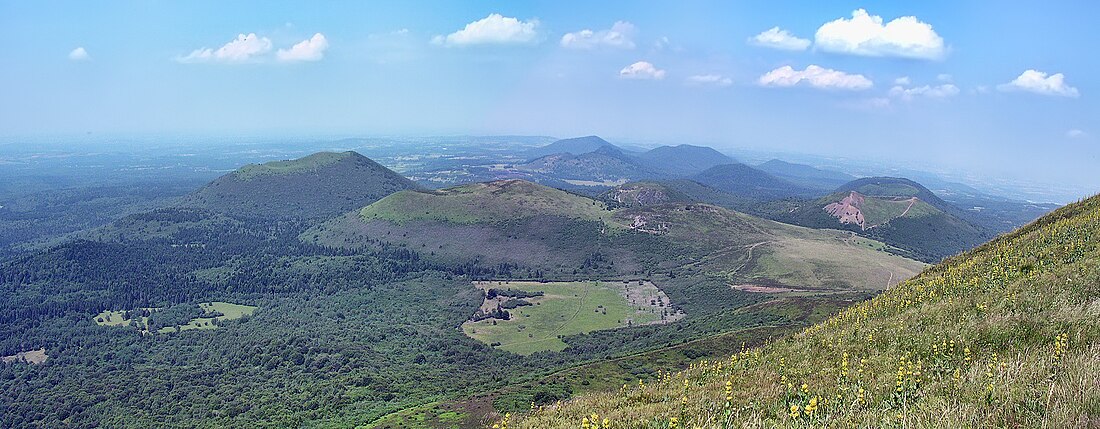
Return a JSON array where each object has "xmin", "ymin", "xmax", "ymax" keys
[{"xmin": 509, "ymin": 194, "xmax": 1100, "ymax": 428}]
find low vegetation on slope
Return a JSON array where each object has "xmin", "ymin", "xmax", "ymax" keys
[
  {"xmin": 780, "ymin": 178, "xmax": 991, "ymax": 262},
  {"xmin": 316, "ymin": 180, "xmax": 923, "ymax": 292},
  {"xmin": 360, "ymin": 180, "xmax": 613, "ymax": 225},
  {"xmin": 507, "ymin": 194, "xmax": 1100, "ymax": 428}
]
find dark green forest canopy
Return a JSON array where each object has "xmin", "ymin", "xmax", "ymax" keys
[
  {"xmin": 0, "ymin": 156, "xmax": 932, "ymax": 428},
  {"xmin": 0, "ymin": 204, "xmax": 807, "ymax": 428}
]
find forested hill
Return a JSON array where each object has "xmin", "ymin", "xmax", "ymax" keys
[
  {"xmin": 508, "ymin": 193, "xmax": 1100, "ymax": 428},
  {"xmin": 179, "ymin": 151, "xmax": 418, "ymax": 220},
  {"xmin": 779, "ymin": 177, "xmax": 991, "ymax": 262}
]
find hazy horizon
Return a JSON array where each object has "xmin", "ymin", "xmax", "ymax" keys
[{"xmin": 2, "ymin": 1, "xmax": 1098, "ymax": 195}]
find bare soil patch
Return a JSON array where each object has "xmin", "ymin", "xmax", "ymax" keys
[{"xmin": 2, "ymin": 348, "xmax": 47, "ymax": 364}]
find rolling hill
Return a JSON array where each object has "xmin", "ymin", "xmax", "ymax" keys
[
  {"xmin": 526, "ymin": 136, "xmax": 622, "ymax": 159},
  {"xmin": 635, "ymin": 145, "xmax": 735, "ymax": 176},
  {"xmin": 779, "ymin": 177, "xmax": 991, "ymax": 261},
  {"xmin": 756, "ymin": 159, "xmax": 856, "ymax": 191},
  {"xmin": 309, "ymin": 179, "xmax": 923, "ymax": 292},
  {"xmin": 518, "ymin": 145, "xmax": 660, "ymax": 186},
  {"xmin": 691, "ymin": 163, "xmax": 821, "ymax": 201},
  {"xmin": 601, "ymin": 182, "xmax": 695, "ymax": 208},
  {"xmin": 178, "ymin": 151, "xmax": 418, "ymax": 219},
  {"xmin": 507, "ymin": 192, "xmax": 1100, "ymax": 429}
]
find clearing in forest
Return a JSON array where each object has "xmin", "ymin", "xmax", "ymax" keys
[
  {"xmin": 93, "ymin": 302, "xmax": 256, "ymax": 334},
  {"xmin": 158, "ymin": 302, "xmax": 258, "ymax": 333},
  {"xmin": 462, "ymin": 280, "xmax": 683, "ymax": 355}
]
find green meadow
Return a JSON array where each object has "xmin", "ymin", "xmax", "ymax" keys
[
  {"xmin": 158, "ymin": 302, "xmax": 257, "ymax": 333},
  {"xmin": 462, "ymin": 281, "xmax": 668, "ymax": 355}
]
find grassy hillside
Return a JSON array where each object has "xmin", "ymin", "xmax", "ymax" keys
[
  {"xmin": 231, "ymin": 152, "xmax": 350, "ymax": 181},
  {"xmin": 361, "ymin": 180, "xmax": 613, "ymax": 224},
  {"xmin": 780, "ymin": 178, "xmax": 992, "ymax": 262},
  {"xmin": 180, "ymin": 151, "xmax": 418, "ymax": 220},
  {"xmin": 836, "ymin": 177, "xmax": 962, "ymax": 217},
  {"xmin": 300, "ymin": 179, "xmax": 925, "ymax": 427},
  {"xmin": 507, "ymin": 194, "xmax": 1100, "ymax": 428},
  {"xmin": 314, "ymin": 180, "xmax": 923, "ymax": 292},
  {"xmin": 614, "ymin": 203, "xmax": 924, "ymax": 291},
  {"xmin": 602, "ymin": 182, "xmax": 695, "ymax": 208}
]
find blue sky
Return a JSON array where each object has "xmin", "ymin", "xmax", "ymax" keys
[{"xmin": 1, "ymin": 1, "xmax": 1097, "ymax": 193}]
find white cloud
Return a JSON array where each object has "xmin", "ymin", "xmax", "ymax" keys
[
  {"xmin": 561, "ymin": 21, "xmax": 635, "ymax": 49},
  {"xmin": 686, "ymin": 74, "xmax": 732, "ymax": 87},
  {"xmin": 815, "ymin": 9, "xmax": 945, "ymax": 60},
  {"xmin": 893, "ymin": 76, "xmax": 911, "ymax": 85},
  {"xmin": 68, "ymin": 47, "xmax": 90, "ymax": 61},
  {"xmin": 997, "ymin": 70, "xmax": 1079, "ymax": 98},
  {"xmin": 176, "ymin": 33, "xmax": 273, "ymax": 63},
  {"xmin": 889, "ymin": 83, "xmax": 959, "ymax": 101},
  {"xmin": 619, "ymin": 61, "xmax": 666, "ymax": 80},
  {"xmin": 757, "ymin": 65, "xmax": 873, "ymax": 90},
  {"xmin": 937, "ymin": 73, "xmax": 953, "ymax": 82},
  {"xmin": 433, "ymin": 14, "xmax": 539, "ymax": 46},
  {"xmin": 1066, "ymin": 129, "xmax": 1087, "ymax": 139},
  {"xmin": 749, "ymin": 27, "xmax": 810, "ymax": 51},
  {"xmin": 277, "ymin": 33, "xmax": 329, "ymax": 62},
  {"xmin": 654, "ymin": 36, "xmax": 670, "ymax": 50}
]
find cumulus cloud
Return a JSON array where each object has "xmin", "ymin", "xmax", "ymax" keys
[
  {"xmin": 176, "ymin": 33, "xmax": 273, "ymax": 63},
  {"xmin": 889, "ymin": 83, "xmax": 959, "ymax": 101},
  {"xmin": 277, "ymin": 33, "xmax": 329, "ymax": 62},
  {"xmin": 1066, "ymin": 129, "xmax": 1087, "ymax": 139},
  {"xmin": 749, "ymin": 27, "xmax": 810, "ymax": 51},
  {"xmin": 619, "ymin": 61, "xmax": 666, "ymax": 80},
  {"xmin": 686, "ymin": 74, "xmax": 732, "ymax": 87},
  {"xmin": 561, "ymin": 21, "xmax": 635, "ymax": 49},
  {"xmin": 815, "ymin": 9, "xmax": 945, "ymax": 60},
  {"xmin": 893, "ymin": 76, "xmax": 911, "ymax": 85},
  {"xmin": 757, "ymin": 65, "xmax": 872, "ymax": 90},
  {"xmin": 68, "ymin": 47, "xmax": 90, "ymax": 61},
  {"xmin": 433, "ymin": 14, "xmax": 539, "ymax": 46},
  {"xmin": 997, "ymin": 70, "xmax": 1079, "ymax": 97}
]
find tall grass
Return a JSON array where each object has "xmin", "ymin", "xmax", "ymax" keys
[{"xmin": 507, "ymin": 195, "xmax": 1100, "ymax": 428}]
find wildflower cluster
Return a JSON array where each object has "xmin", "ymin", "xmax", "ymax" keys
[
  {"xmin": 579, "ymin": 413, "xmax": 608, "ymax": 429},
  {"xmin": 506, "ymin": 198, "xmax": 1100, "ymax": 429}
]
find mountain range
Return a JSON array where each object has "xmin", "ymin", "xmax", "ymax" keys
[{"xmin": 0, "ymin": 145, "xmax": 1071, "ymax": 429}]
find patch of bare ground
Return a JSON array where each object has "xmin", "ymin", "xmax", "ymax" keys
[
  {"xmin": 619, "ymin": 279, "xmax": 685, "ymax": 325},
  {"xmin": 2, "ymin": 348, "xmax": 47, "ymax": 364},
  {"xmin": 731, "ymin": 284, "xmax": 799, "ymax": 293},
  {"xmin": 824, "ymin": 191, "xmax": 867, "ymax": 229}
]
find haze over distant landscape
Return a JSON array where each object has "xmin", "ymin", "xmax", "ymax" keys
[
  {"xmin": 1, "ymin": 1, "xmax": 1098, "ymax": 200},
  {"xmin": 2, "ymin": 3, "xmax": 1098, "ymax": 429}
]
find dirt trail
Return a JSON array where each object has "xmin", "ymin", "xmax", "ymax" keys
[
  {"xmin": 730, "ymin": 241, "xmax": 771, "ymax": 276},
  {"xmin": 896, "ymin": 198, "xmax": 918, "ymax": 218},
  {"xmin": 682, "ymin": 240, "xmax": 771, "ymax": 274}
]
